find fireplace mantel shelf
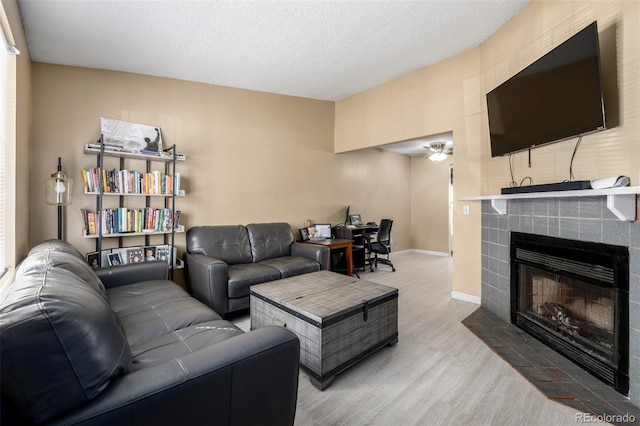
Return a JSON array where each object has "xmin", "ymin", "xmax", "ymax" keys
[{"xmin": 459, "ymin": 186, "xmax": 640, "ymax": 221}]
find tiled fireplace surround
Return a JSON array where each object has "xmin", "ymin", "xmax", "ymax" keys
[{"xmin": 480, "ymin": 195, "xmax": 640, "ymax": 406}]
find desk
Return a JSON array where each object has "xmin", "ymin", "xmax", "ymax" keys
[
  {"xmin": 334, "ymin": 225, "xmax": 379, "ymax": 273},
  {"xmin": 301, "ymin": 238, "xmax": 353, "ymax": 276}
]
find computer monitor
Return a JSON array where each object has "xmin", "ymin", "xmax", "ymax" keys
[
  {"xmin": 313, "ymin": 224, "xmax": 332, "ymax": 239},
  {"xmin": 344, "ymin": 205, "xmax": 350, "ymax": 224}
]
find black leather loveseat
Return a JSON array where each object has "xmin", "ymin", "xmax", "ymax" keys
[
  {"xmin": 0, "ymin": 240, "xmax": 300, "ymax": 425},
  {"xmin": 185, "ymin": 223, "xmax": 330, "ymax": 317}
]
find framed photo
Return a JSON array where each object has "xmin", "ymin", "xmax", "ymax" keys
[
  {"xmin": 127, "ymin": 248, "xmax": 144, "ymax": 264},
  {"xmin": 349, "ymin": 214, "xmax": 362, "ymax": 226},
  {"xmin": 156, "ymin": 247, "xmax": 171, "ymax": 264},
  {"xmin": 86, "ymin": 251, "xmax": 100, "ymax": 268},
  {"xmin": 107, "ymin": 253, "xmax": 123, "ymax": 266},
  {"xmin": 299, "ymin": 227, "xmax": 310, "ymax": 241},
  {"xmin": 143, "ymin": 246, "xmax": 157, "ymax": 261}
]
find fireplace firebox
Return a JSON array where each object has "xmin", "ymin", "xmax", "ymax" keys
[{"xmin": 510, "ymin": 232, "xmax": 629, "ymax": 395}]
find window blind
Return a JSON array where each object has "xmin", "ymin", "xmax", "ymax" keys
[{"xmin": 0, "ymin": 20, "xmax": 17, "ymax": 279}]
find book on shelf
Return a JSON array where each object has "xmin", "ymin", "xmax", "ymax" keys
[
  {"xmin": 83, "ymin": 207, "xmax": 179, "ymax": 235},
  {"xmin": 80, "ymin": 167, "xmax": 182, "ymax": 195}
]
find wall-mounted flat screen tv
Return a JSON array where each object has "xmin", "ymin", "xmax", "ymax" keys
[{"xmin": 487, "ymin": 21, "xmax": 606, "ymax": 157}]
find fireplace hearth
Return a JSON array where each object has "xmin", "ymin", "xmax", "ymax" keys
[{"xmin": 510, "ymin": 232, "xmax": 629, "ymax": 395}]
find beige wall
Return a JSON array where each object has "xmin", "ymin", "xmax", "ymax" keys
[
  {"xmin": 334, "ymin": 0, "xmax": 639, "ymax": 299},
  {"xmin": 3, "ymin": 0, "xmax": 31, "ymax": 265},
  {"xmin": 481, "ymin": 0, "xmax": 640, "ymax": 195},
  {"xmin": 29, "ymin": 64, "xmax": 411, "ymax": 284},
  {"xmin": 410, "ymin": 157, "xmax": 450, "ymax": 254},
  {"xmin": 336, "ymin": 48, "xmax": 482, "ymax": 297}
]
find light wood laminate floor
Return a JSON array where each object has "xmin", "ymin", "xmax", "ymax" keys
[{"xmin": 234, "ymin": 252, "xmax": 604, "ymax": 425}]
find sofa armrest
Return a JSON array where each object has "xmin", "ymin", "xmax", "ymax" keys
[
  {"xmin": 48, "ymin": 326, "xmax": 300, "ymax": 426},
  {"xmin": 95, "ymin": 261, "xmax": 169, "ymax": 289},
  {"xmin": 184, "ymin": 252, "xmax": 229, "ymax": 313},
  {"xmin": 291, "ymin": 241, "xmax": 330, "ymax": 270}
]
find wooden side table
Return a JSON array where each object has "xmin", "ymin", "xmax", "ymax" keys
[{"xmin": 300, "ymin": 238, "xmax": 353, "ymax": 276}]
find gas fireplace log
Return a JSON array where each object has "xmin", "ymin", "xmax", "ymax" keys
[{"xmin": 541, "ymin": 302, "xmax": 579, "ymax": 333}]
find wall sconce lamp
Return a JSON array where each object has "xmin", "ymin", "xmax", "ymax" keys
[{"xmin": 45, "ymin": 157, "xmax": 73, "ymax": 240}]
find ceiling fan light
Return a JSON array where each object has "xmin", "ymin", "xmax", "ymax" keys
[{"xmin": 429, "ymin": 152, "xmax": 448, "ymax": 162}]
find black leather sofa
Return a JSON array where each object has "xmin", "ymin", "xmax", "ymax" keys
[
  {"xmin": 185, "ymin": 223, "xmax": 330, "ymax": 316},
  {"xmin": 0, "ymin": 240, "xmax": 300, "ymax": 425}
]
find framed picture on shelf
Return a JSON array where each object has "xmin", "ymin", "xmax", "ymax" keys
[
  {"xmin": 127, "ymin": 248, "xmax": 144, "ymax": 264},
  {"xmin": 349, "ymin": 214, "xmax": 362, "ymax": 226},
  {"xmin": 156, "ymin": 247, "xmax": 171, "ymax": 264},
  {"xmin": 100, "ymin": 117, "xmax": 163, "ymax": 154},
  {"xmin": 86, "ymin": 251, "xmax": 100, "ymax": 268},
  {"xmin": 299, "ymin": 227, "xmax": 310, "ymax": 241},
  {"xmin": 143, "ymin": 246, "xmax": 157, "ymax": 261},
  {"xmin": 108, "ymin": 253, "xmax": 123, "ymax": 266}
]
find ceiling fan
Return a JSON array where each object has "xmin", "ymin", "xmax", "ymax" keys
[{"xmin": 424, "ymin": 142, "xmax": 453, "ymax": 161}]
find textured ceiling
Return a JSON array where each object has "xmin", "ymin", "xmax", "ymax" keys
[{"xmin": 18, "ymin": 0, "xmax": 529, "ymax": 102}]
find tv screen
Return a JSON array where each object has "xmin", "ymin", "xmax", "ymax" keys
[{"xmin": 487, "ymin": 21, "xmax": 605, "ymax": 157}]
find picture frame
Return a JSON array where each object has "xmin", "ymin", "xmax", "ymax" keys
[
  {"xmin": 143, "ymin": 246, "xmax": 157, "ymax": 261},
  {"xmin": 127, "ymin": 248, "xmax": 144, "ymax": 264},
  {"xmin": 86, "ymin": 251, "xmax": 100, "ymax": 268},
  {"xmin": 349, "ymin": 214, "xmax": 362, "ymax": 226},
  {"xmin": 107, "ymin": 253, "xmax": 123, "ymax": 266},
  {"xmin": 156, "ymin": 247, "xmax": 171, "ymax": 264},
  {"xmin": 299, "ymin": 227, "xmax": 310, "ymax": 241}
]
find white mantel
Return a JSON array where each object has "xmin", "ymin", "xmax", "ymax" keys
[{"xmin": 459, "ymin": 186, "xmax": 640, "ymax": 221}]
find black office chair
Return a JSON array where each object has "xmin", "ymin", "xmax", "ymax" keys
[{"xmin": 368, "ymin": 219, "xmax": 396, "ymax": 272}]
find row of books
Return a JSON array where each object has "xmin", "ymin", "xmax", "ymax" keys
[
  {"xmin": 81, "ymin": 207, "xmax": 181, "ymax": 235},
  {"xmin": 80, "ymin": 167, "xmax": 181, "ymax": 195},
  {"xmin": 86, "ymin": 244, "xmax": 177, "ymax": 267}
]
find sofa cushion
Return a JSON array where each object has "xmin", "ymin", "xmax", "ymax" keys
[
  {"xmin": 246, "ymin": 223, "xmax": 294, "ymax": 262},
  {"xmin": 130, "ymin": 320, "xmax": 244, "ymax": 369},
  {"xmin": 0, "ymin": 264, "xmax": 131, "ymax": 423},
  {"xmin": 228, "ymin": 263, "xmax": 281, "ymax": 298},
  {"xmin": 259, "ymin": 256, "xmax": 320, "ymax": 278},
  {"xmin": 111, "ymin": 281, "xmax": 222, "ymax": 346},
  {"xmin": 107, "ymin": 279, "xmax": 202, "ymax": 313},
  {"xmin": 13, "ymin": 250, "xmax": 107, "ymax": 299},
  {"xmin": 27, "ymin": 238, "xmax": 86, "ymax": 259},
  {"xmin": 186, "ymin": 225, "xmax": 253, "ymax": 265}
]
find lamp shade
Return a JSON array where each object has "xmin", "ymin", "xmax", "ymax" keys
[{"xmin": 45, "ymin": 171, "xmax": 73, "ymax": 206}]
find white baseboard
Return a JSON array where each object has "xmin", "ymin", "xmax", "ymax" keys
[
  {"xmin": 409, "ymin": 249, "xmax": 449, "ymax": 257},
  {"xmin": 451, "ymin": 291, "xmax": 481, "ymax": 305},
  {"xmin": 388, "ymin": 249, "xmax": 449, "ymax": 258}
]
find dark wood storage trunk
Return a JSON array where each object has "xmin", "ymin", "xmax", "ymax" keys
[{"xmin": 251, "ymin": 271, "xmax": 398, "ymax": 389}]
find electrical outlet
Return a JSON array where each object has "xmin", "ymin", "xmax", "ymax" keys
[{"xmin": 463, "ymin": 205, "xmax": 470, "ymax": 215}]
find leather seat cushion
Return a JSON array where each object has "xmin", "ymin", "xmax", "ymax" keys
[
  {"xmin": 0, "ymin": 265, "xmax": 131, "ymax": 424},
  {"xmin": 130, "ymin": 320, "xmax": 244, "ymax": 370},
  {"xmin": 246, "ymin": 223, "xmax": 294, "ymax": 262},
  {"xmin": 107, "ymin": 280, "xmax": 199, "ymax": 313},
  {"xmin": 186, "ymin": 225, "xmax": 253, "ymax": 264},
  {"xmin": 259, "ymin": 256, "xmax": 320, "ymax": 278},
  {"xmin": 227, "ymin": 263, "xmax": 281, "ymax": 298},
  {"xmin": 113, "ymin": 287, "xmax": 221, "ymax": 346}
]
